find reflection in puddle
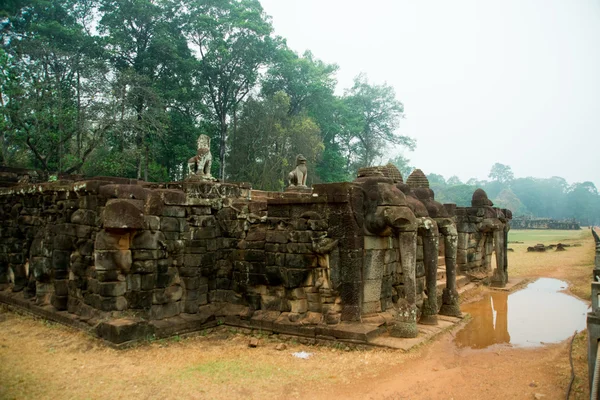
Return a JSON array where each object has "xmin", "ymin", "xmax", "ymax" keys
[{"xmin": 454, "ymin": 278, "xmax": 589, "ymax": 349}]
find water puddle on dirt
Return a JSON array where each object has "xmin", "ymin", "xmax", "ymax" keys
[{"xmin": 454, "ymin": 278, "xmax": 589, "ymax": 349}]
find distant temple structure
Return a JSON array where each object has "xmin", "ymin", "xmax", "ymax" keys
[{"xmin": 511, "ymin": 216, "xmax": 580, "ymax": 230}]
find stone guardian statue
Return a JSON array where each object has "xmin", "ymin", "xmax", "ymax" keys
[
  {"xmin": 187, "ymin": 134, "xmax": 215, "ymax": 181},
  {"xmin": 287, "ymin": 154, "xmax": 308, "ymax": 187}
]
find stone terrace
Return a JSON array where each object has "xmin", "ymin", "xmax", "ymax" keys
[{"xmin": 0, "ymin": 167, "xmax": 511, "ymax": 346}]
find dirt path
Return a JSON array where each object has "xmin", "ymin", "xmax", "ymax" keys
[{"xmin": 0, "ymin": 230, "xmax": 594, "ymax": 400}]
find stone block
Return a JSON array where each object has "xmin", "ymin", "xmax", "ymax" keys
[
  {"xmin": 91, "ymin": 280, "xmax": 126, "ymax": 297},
  {"xmin": 245, "ymin": 249, "xmax": 265, "ymax": 263},
  {"xmin": 103, "ymin": 199, "xmax": 144, "ymax": 230},
  {"xmin": 125, "ymin": 290, "xmax": 153, "ymax": 309},
  {"xmin": 308, "ymin": 219, "xmax": 328, "ymax": 231},
  {"xmin": 246, "ymin": 229, "xmax": 266, "ymax": 241},
  {"xmin": 283, "ymin": 268, "xmax": 310, "ymax": 288},
  {"xmin": 364, "ymin": 236, "xmax": 390, "ymax": 250},
  {"xmin": 70, "ymin": 209, "xmax": 97, "ymax": 225},
  {"xmin": 289, "ymin": 287, "xmax": 306, "ymax": 300},
  {"xmin": 144, "ymin": 216, "xmax": 160, "ymax": 231},
  {"xmin": 132, "ymin": 260, "xmax": 157, "ymax": 274},
  {"xmin": 289, "ymin": 299, "xmax": 308, "ymax": 313},
  {"xmin": 31, "ymin": 257, "xmax": 51, "ymax": 281},
  {"xmin": 338, "ymin": 281, "xmax": 361, "ymax": 307},
  {"xmin": 53, "ymin": 279, "xmax": 69, "ymax": 297},
  {"xmin": 127, "ymin": 274, "xmax": 142, "ymax": 291},
  {"xmin": 164, "ymin": 285, "xmax": 183, "ymax": 302},
  {"xmin": 29, "ymin": 238, "xmax": 51, "ymax": 258},
  {"xmin": 52, "ymin": 250, "xmax": 71, "ymax": 271},
  {"xmin": 141, "ymin": 273, "xmax": 157, "ymax": 290},
  {"xmin": 95, "ymin": 319, "xmax": 153, "ymax": 344},
  {"xmin": 181, "ymin": 276, "xmax": 200, "ymax": 290},
  {"xmin": 416, "ymin": 261, "xmax": 425, "ymax": 278},
  {"xmin": 266, "ymin": 231, "xmax": 288, "ymax": 244},
  {"xmin": 78, "ymin": 240, "xmax": 94, "ymax": 257},
  {"xmin": 51, "ymin": 294, "xmax": 68, "ymax": 311},
  {"xmin": 163, "ymin": 206, "xmax": 186, "ymax": 218},
  {"xmin": 95, "ymin": 250, "xmax": 132, "ymax": 272},
  {"xmin": 131, "ymin": 230, "xmax": 166, "ymax": 250},
  {"xmin": 95, "ymin": 230, "xmax": 130, "ymax": 251},
  {"xmin": 53, "ymin": 235, "xmax": 74, "ymax": 250},
  {"xmin": 160, "ymin": 217, "xmax": 181, "ymax": 232},
  {"xmin": 285, "ymin": 254, "xmax": 316, "ymax": 269},
  {"xmin": 363, "ymin": 249, "xmax": 385, "ymax": 280},
  {"xmin": 363, "ymin": 279, "xmax": 382, "ymax": 303},
  {"xmin": 338, "ymin": 251, "xmax": 362, "ymax": 283},
  {"xmin": 95, "ymin": 295, "xmax": 128, "ymax": 311},
  {"xmin": 182, "ymin": 300, "xmax": 200, "ymax": 314},
  {"xmin": 188, "ymin": 227, "xmax": 219, "ymax": 240}
]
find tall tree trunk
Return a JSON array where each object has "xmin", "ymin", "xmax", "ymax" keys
[
  {"xmin": 144, "ymin": 143, "xmax": 149, "ymax": 181},
  {"xmin": 76, "ymin": 71, "xmax": 82, "ymax": 161},
  {"xmin": 0, "ymin": 91, "xmax": 7, "ymax": 166},
  {"xmin": 219, "ymin": 116, "xmax": 227, "ymax": 181}
]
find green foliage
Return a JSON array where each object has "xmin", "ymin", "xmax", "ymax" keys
[
  {"xmin": 488, "ymin": 162, "xmax": 514, "ymax": 184},
  {"xmin": 1, "ymin": 0, "xmax": 416, "ymax": 185},
  {"xmin": 388, "ymin": 154, "xmax": 414, "ymax": 182},
  {"xmin": 493, "ymin": 188, "xmax": 528, "ymax": 215},
  {"xmin": 342, "ymin": 73, "xmax": 415, "ymax": 170},
  {"xmin": 228, "ymin": 91, "xmax": 323, "ymax": 190},
  {"xmin": 182, "ymin": 0, "xmax": 277, "ymax": 180}
]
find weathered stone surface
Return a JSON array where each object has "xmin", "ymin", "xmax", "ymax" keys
[
  {"xmin": 95, "ymin": 319, "xmax": 154, "ymax": 344},
  {"xmin": 95, "ymin": 250, "xmax": 132, "ymax": 272},
  {"xmin": 0, "ymin": 168, "xmax": 511, "ymax": 346},
  {"xmin": 131, "ymin": 230, "xmax": 166, "ymax": 250},
  {"xmin": 103, "ymin": 199, "xmax": 144, "ymax": 230}
]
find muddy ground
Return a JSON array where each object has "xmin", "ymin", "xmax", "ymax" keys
[{"xmin": 0, "ymin": 229, "xmax": 595, "ymax": 400}]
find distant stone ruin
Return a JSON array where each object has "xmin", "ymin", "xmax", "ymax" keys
[
  {"xmin": 511, "ymin": 216, "xmax": 580, "ymax": 230},
  {"xmin": 0, "ymin": 160, "xmax": 511, "ymax": 345}
]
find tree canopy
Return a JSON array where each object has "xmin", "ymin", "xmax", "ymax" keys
[{"xmin": 0, "ymin": 0, "xmax": 413, "ymax": 184}]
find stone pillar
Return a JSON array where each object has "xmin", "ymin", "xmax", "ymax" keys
[
  {"xmin": 390, "ymin": 230, "xmax": 418, "ymax": 338},
  {"xmin": 439, "ymin": 225, "xmax": 461, "ymax": 317},
  {"xmin": 419, "ymin": 218, "xmax": 439, "ymax": 325},
  {"xmin": 491, "ymin": 229, "xmax": 507, "ymax": 287}
]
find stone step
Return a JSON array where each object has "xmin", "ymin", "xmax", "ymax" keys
[
  {"xmin": 436, "ymin": 268, "xmax": 446, "ymax": 281},
  {"xmin": 435, "ymin": 274, "xmax": 470, "ymax": 291}
]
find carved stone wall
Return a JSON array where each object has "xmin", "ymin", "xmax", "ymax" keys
[{"xmin": 0, "ymin": 175, "xmax": 511, "ymax": 344}]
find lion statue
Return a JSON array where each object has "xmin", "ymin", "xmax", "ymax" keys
[
  {"xmin": 288, "ymin": 154, "xmax": 308, "ymax": 187},
  {"xmin": 187, "ymin": 134, "xmax": 214, "ymax": 180}
]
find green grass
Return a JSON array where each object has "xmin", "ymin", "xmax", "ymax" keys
[
  {"xmin": 180, "ymin": 359, "xmax": 297, "ymax": 383},
  {"xmin": 508, "ymin": 228, "xmax": 588, "ymax": 243}
]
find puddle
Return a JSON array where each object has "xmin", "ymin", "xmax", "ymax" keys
[{"xmin": 454, "ymin": 278, "xmax": 589, "ymax": 349}]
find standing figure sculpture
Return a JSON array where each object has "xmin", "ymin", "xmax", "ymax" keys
[
  {"xmin": 187, "ymin": 134, "xmax": 215, "ymax": 181},
  {"xmin": 288, "ymin": 154, "xmax": 308, "ymax": 187}
]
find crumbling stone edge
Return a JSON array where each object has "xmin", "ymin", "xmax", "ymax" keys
[{"xmin": 0, "ymin": 291, "xmax": 391, "ymax": 349}]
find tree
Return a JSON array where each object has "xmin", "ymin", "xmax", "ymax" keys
[
  {"xmin": 566, "ymin": 182, "xmax": 600, "ymax": 225},
  {"xmin": 488, "ymin": 162, "xmax": 514, "ymax": 184},
  {"xmin": 493, "ymin": 189, "xmax": 528, "ymax": 215},
  {"xmin": 262, "ymin": 48, "xmax": 349, "ymax": 182},
  {"xmin": 1, "ymin": 0, "xmax": 111, "ymax": 175},
  {"xmin": 228, "ymin": 92, "xmax": 323, "ymax": 190},
  {"xmin": 98, "ymin": 0, "xmax": 193, "ymax": 181},
  {"xmin": 183, "ymin": 0, "xmax": 276, "ymax": 180},
  {"xmin": 343, "ymin": 73, "xmax": 414, "ymax": 169},
  {"xmin": 447, "ymin": 175, "xmax": 463, "ymax": 186},
  {"xmin": 389, "ymin": 154, "xmax": 414, "ymax": 182}
]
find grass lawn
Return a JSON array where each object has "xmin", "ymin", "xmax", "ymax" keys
[
  {"xmin": 508, "ymin": 228, "xmax": 590, "ymax": 244},
  {"xmin": 507, "ymin": 228, "xmax": 595, "ymax": 300}
]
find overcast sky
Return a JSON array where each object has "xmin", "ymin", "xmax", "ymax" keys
[{"xmin": 259, "ymin": 0, "xmax": 600, "ymax": 188}]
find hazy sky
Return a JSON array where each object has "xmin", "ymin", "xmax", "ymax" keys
[{"xmin": 259, "ymin": 0, "xmax": 600, "ymax": 187}]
